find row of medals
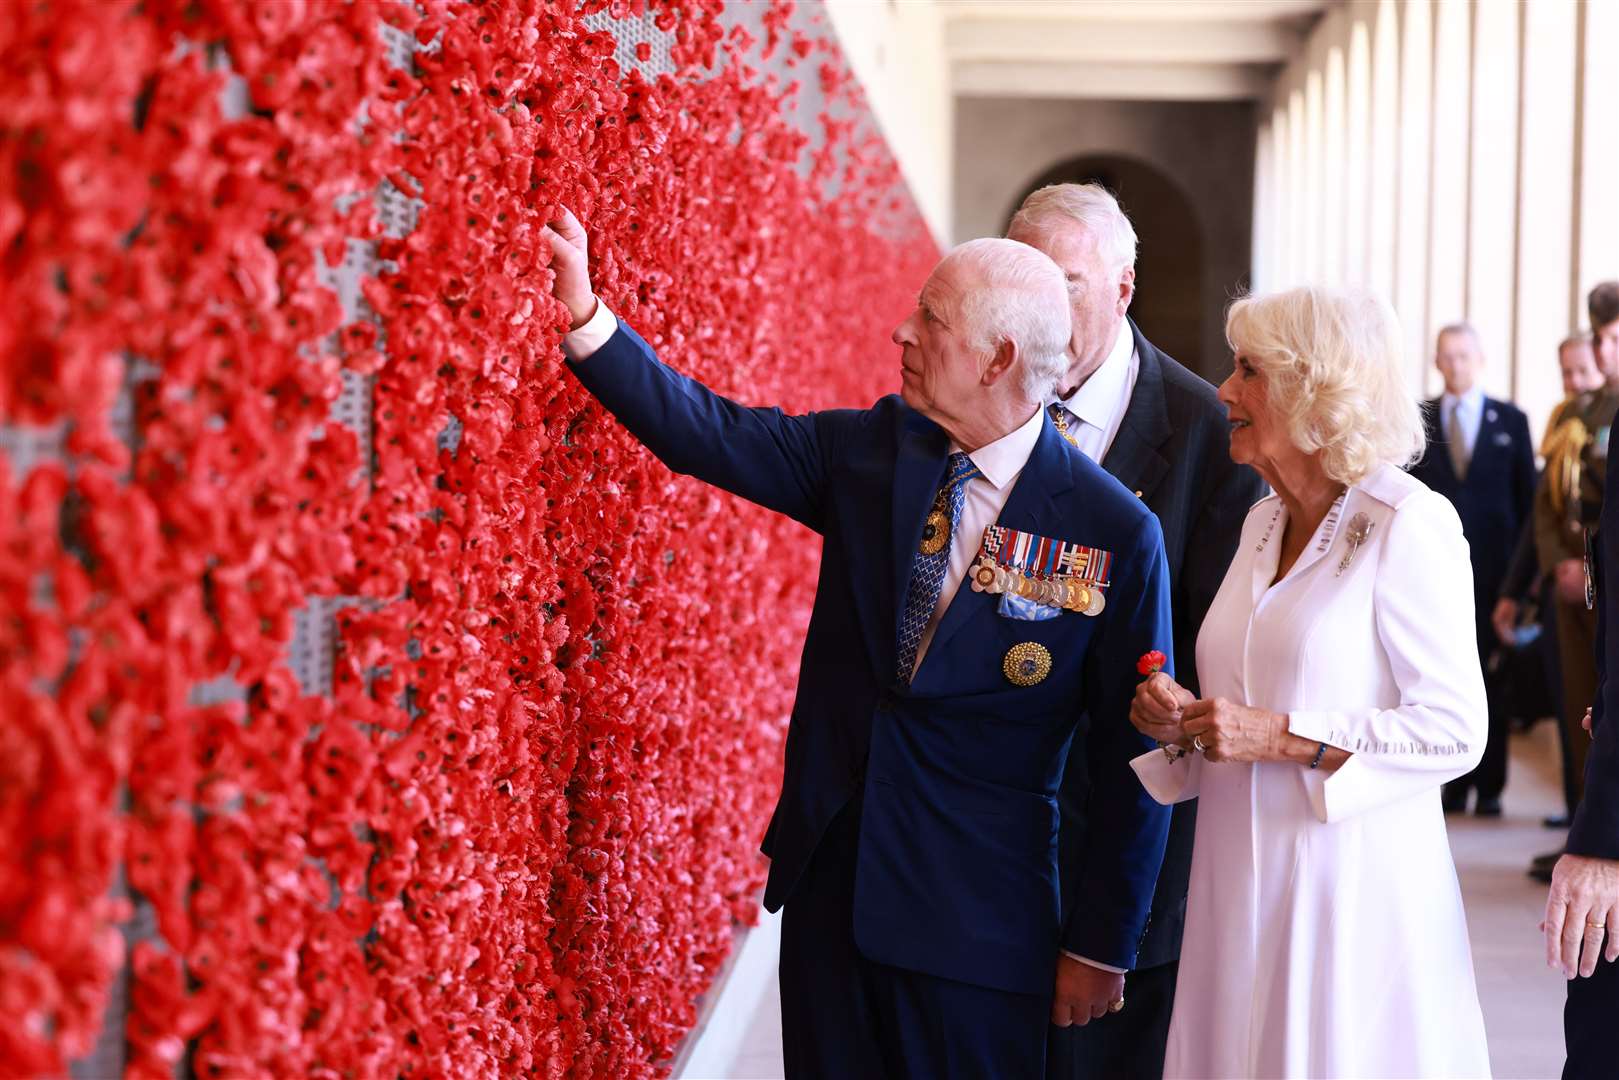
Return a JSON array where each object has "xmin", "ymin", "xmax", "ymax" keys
[{"xmin": 969, "ymin": 555, "xmax": 1107, "ymax": 616}]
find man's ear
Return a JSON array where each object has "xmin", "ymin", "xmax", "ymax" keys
[
  {"xmin": 981, "ymin": 339, "xmax": 1018, "ymax": 386},
  {"xmin": 1117, "ymin": 266, "xmax": 1137, "ymax": 317}
]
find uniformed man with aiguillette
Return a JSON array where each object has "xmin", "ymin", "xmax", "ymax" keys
[{"xmin": 1537, "ymin": 283, "xmax": 1619, "ymax": 813}]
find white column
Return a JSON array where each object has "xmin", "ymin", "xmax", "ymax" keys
[
  {"xmin": 1367, "ymin": 0, "xmax": 1402, "ymax": 304},
  {"xmin": 1288, "ymin": 86, "xmax": 1308, "ymax": 286},
  {"xmin": 1344, "ymin": 14, "xmax": 1373, "ymax": 286},
  {"xmin": 1514, "ymin": 0, "xmax": 1579, "ymax": 434},
  {"xmin": 1467, "ymin": 0, "xmax": 1522, "ymax": 402},
  {"xmin": 1323, "ymin": 37, "xmax": 1348, "ymax": 284},
  {"xmin": 1254, "ymin": 121, "xmax": 1274, "ymax": 292},
  {"xmin": 1304, "ymin": 70, "xmax": 1326, "ymax": 280},
  {"xmin": 1395, "ymin": 0, "xmax": 1434, "ymax": 393},
  {"xmin": 1425, "ymin": 0, "xmax": 1470, "ymax": 356},
  {"xmin": 1577, "ymin": 0, "xmax": 1619, "ymax": 301},
  {"xmin": 1271, "ymin": 108, "xmax": 1293, "ymax": 287}
]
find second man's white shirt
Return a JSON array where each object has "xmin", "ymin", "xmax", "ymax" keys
[{"xmin": 1047, "ymin": 320, "xmax": 1140, "ymax": 464}]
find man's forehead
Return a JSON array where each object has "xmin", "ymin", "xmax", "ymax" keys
[
  {"xmin": 1011, "ymin": 220, "xmax": 1098, "ymax": 267},
  {"xmin": 922, "ymin": 261, "xmax": 968, "ymax": 301}
]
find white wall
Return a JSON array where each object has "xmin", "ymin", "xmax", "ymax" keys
[
  {"xmin": 1253, "ymin": 0, "xmax": 1619, "ymax": 441},
  {"xmin": 822, "ymin": 0, "xmax": 953, "ymax": 246}
]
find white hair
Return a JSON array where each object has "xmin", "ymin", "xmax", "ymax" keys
[
  {"xmin": 940, "ymin": 237, "xmax": 1071, "ymax": 402},
  {"xmin": 1225, "ymin": 286, "xmax": 1425, "ymax": 485},
  {"xmin": 1436, "ymin": 321, "xmax": 1481, "ymax": 348},
  {"xmin": 1007, "ymin": 182, "xmax": 1139, "ymax": 275}
]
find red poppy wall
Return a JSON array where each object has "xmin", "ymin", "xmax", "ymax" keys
[{"xmin": 0, "ymin": 1, "xmax": 936, "ymax": 1076}]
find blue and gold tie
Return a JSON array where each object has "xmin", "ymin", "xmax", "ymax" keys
[{"xmin": 896, "ymin": 451, "xmax": 982, "ymax": 683}]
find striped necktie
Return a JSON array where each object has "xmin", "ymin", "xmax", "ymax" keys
[{"xmin": 896, "ymin": 451, "xmax": 981, "ymax": 683}]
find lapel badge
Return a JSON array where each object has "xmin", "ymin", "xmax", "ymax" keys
[
  {"xmin": 1336, "ymin": 513, "xmax": 1375, "ymax": 577},
  {"xmin": 1003, "ymin": 642, "xmax": 1053, "ymax": 687}
]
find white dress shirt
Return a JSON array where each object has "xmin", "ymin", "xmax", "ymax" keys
[
  {"xmin": 1047, "ymin": 319, "xmax": 1140, "ymax": 464},
  {"xmin": 562, "ymin": 296, "xmax": 619, "ymax": 360},
  {"xmin": 910, "ymin": 407, "xmax": 1045, "ymax": 674}
]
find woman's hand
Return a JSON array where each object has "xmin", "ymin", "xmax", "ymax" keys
[
  {"xmin": 1180, "ymin": 697, "xmax": 1287, "ymax": 763},
  {"xmin": 1130, "ymin": 672, "xmax": 1196, "ymax": 746}
]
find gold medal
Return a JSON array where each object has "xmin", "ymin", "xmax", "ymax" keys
[
  {"xmin": 1003, "ymin": 642, "xmax": 1053, "ymax": 687},
  {"xmin": 919, "ymin": 508, "xmax": 949, "ymax": 555},
  {"xmin": 1069, "ymin": 582, "xmax": 1092, "ymax": 612},
  {"xmin": 1015, "ymin": 574, "xmax": 1037, "ymax": 599},
  {"xmin": 971, "ymin": 561, "xmax": 998, "ymax": 592}
]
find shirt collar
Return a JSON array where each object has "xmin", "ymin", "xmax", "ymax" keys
[
  {"xmin": 1050, "ymin": 319, "xmax": 1135, "ymax": 428},
  {"xmin": 1441, "ymin": 386, "xmax": 1484, "ymax": 415},
  {"xmin": 951, "ymin": 406, "xmax": 1045, "ymax": 491}
]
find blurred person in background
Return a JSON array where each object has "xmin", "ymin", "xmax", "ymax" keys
[
  {"xmin": 1495, "ymin": 335, "xmax": 1606, "ymax": 830},
  {"xmin": 1533, "ymin": 284, "xmax": 1619, "ymax": 883},
  {"xmin": 1408, "ymin": 323, "xmax": 1535, "ymax": 817}
]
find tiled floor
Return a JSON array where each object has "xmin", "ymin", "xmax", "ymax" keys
[{"xmin": 720, "ymin": 723, "xmax": 1574, "ymax": 1079}]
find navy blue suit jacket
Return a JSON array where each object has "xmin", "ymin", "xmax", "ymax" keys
[
  {"xmin": 570, "ymin": 321, "xmax": 1175, "ymax": 995},
  {"xmin": 1574, "ymin": 453, "xmax": 1619, "ymax": 859},
  {"xmin": 1408, "ymin": 396, "xmax": 1536, "ymax": 642}
]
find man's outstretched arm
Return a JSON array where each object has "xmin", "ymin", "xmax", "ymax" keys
[{"xmin": 544, "ymin": 209, "xmax": 840, "ymax": 531}]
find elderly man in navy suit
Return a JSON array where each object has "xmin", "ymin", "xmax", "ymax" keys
[
  {"xmin": 543, "ymin": 209, "xmax": 1174, "ymax": 1077},
  {"xmin": 1007, "ymin": 183, "xmax": 1265, "ymax": 1080},
  {"xmin": 1408, "ymin": 323, "xmax": 1536, "ymax": 816}
]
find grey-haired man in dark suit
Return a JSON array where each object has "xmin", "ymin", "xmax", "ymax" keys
[{"xmin": 1009, "ymin": 183, "xmax": 1266, "ymax": 1080}]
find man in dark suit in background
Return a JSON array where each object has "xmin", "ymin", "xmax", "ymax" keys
[
  {"xmin": 1008, "ymin": 183, "xmax": 1265, "ymax": 1080},
  {"xmin": 1409, "ymin": 323, "xmax": 1536, "ymax": 816},
  {"xmin": 546, "ymin": 209, "xmax": 1177, "ymax": 1077}
]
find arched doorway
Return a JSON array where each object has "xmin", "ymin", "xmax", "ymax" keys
[{"xmin": 1007, "ymin": 155, "xmax": 1210, "ymax": 376}]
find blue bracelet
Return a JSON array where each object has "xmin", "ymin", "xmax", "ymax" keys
[{"xmin": 1309, "ymin": 741, "xmax": 1328, "ymax": 770}]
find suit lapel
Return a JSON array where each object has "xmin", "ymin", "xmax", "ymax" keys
[
  {"xmin": 917, "ymin": 417, "xmax": 1077, "ymax": 676},
  {"xmin": 1467, "ymin": 399, "xmax": 1500, "ymax": 485},
  {"xmin": 891, "ymin": 416, "xmax": 949, "ymax": 655},
  {"xmin": 1102, "ymin": 323, "xmax": 1173, "ymax": 501}
]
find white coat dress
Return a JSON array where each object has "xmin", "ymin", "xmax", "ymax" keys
[{"xmin": 1132, "ymin": 463, "xmax": 1492, "ymax": 1079}]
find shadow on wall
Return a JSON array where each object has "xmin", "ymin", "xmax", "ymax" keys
[{"xmin": 1008, "ymin": 156, "xmax": 1205, "ymax": 374}]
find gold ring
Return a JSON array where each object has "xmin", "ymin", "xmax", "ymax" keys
[
  {"xmin": 1588, "ymin": 922, "xmax": 1607, "ymax": 930},
  {"xmin": 1107, "ymin": 997, "xmax": 1125, "ymax": 1013}
]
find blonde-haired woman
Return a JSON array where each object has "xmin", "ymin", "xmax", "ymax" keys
[{"xmin": 1131, "ymin": 286, "xmax": 1492, "ymax": 1078}]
